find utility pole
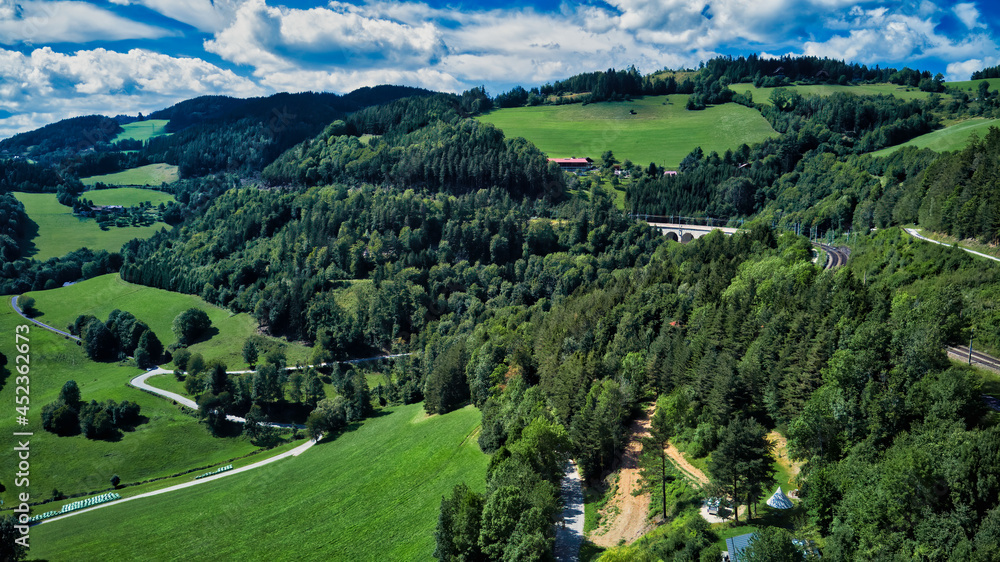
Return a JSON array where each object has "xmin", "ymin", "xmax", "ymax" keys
[{"xmin": 969, "ymin": 327, "xmax": 975, "ymax": 365}]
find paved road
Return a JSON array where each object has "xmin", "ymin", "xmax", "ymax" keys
[
  {"xmin": 554, "ymin": 461, "xmax": 585, "ymax": 562},
  {"xmin": 37, "ymin": 435, "xmax": 319, "ymax": 525},
  {"xmin": 905, "ymin": 228, "xmax": 1000, "ymax": 264},
  {"xmin": 130, "ymin": 369, "xmax": 307, "ymax": 429},
  {"xmin": 9, "ymin": 296, "xmax": 80, "ymax": 340}
]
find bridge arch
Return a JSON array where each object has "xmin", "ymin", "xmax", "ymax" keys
[
  {"xmin": 665, "ymin": 232, "xmax": 679, "ymax": 242},
  {"xmin": 681, "ymin": 232, "xmax": 694, "ymax": 243}
]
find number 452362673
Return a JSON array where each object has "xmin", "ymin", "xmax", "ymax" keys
[{"xmin": 15, "ymin": 325, "xmax": 29, "ymax": 419}]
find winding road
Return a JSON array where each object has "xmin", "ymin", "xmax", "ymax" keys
[{"xmin": 8, "ymin": 295, "xmax": 413, "ymax": 524}]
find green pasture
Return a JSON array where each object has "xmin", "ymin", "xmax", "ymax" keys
[
  {"xmin": 81, "ymin": 163, "xmax": 179, "ymax": 187},
  {"xmin": 112, "ymin": 119, "xmax": 170, "ymax": 143},
  {"xmin": 13, "ymin": 192, "xmax": 172, "ymax": 260},
  {"xmin": 0, "ymin": 305, "xmax": 262, "ymax": 501},
  {"xmin": 478, "ymin": 95, "xmax": 778, "ymax": 169},
  {"xmin": 727, "ymin": 82, "xmax": 938, "ymax": 105},
  {"xmin": 31, "ymin": 403, "xmax": 488, "ymax": 561},
  {"xmin": 24, "ymin": 274, "xmax": 311, "ymax": 368},
  {"xmin": 871, "ymin": 118, "xmax": 1000, "ymax": 156},
  {"xmin": 84, "ymin": 187, "xmax": 175, "ymax": 207}
]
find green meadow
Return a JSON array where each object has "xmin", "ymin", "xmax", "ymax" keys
[
  {"xmin": 0, "ymin": 304, "xmax": 262, "ymax": 501},
  {"xmin": 84, "ymin": 187, "xmax": 175, "ymax": 207},
  {"xmin": 478, "ymin": 95, "xmax": 779, "ymax": 169},
  {"xmin": 81, "ymin": 163, "xmax": 179, "ymax": 187},
  {"xmin": 31, "ymin": 403, "xmax": 488, "ymax": 561},
  {"xmin": 871, "ymin": 118, "xmax": 1000, "ymax": 156},
  {"xmin": 112, "ymin": 119, "xmax": 170, "ymax": 143},
  {"xmin": 24, "ymin": 274, "xmax": 311, "ymax": 368},
  {"xmin": 727, "ymin": 82, "xmax": 938, "ymax": 105},
  {"xmin": 14, "ymin": 192, "xmax": 172, "ymax": 260}
]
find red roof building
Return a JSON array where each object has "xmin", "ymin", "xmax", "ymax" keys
[{"xmin": 548, "ymin": 157, "xmax": 594, "ymax": 171}]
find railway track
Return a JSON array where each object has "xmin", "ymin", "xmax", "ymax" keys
[
  {"xmin": 947, "ymin": 346, "xmax": 1000, "ymax": 372},
  {"xmin": 815, "ymin": 243, "xmax": 850, "ymax": 269}
]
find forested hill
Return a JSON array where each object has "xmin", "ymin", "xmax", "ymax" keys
[
  {"xmin": 262, "ymin": 89, "xmax": 563, "ymax": 198},
  {"xmin": 0, "ymin": 85, "xmax": 435, "ymax": 177}
]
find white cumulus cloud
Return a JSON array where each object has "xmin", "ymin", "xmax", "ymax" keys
[
  {"xmin": 0, "ymin": 46, "xmax": 263, "ymax": 137},
  {"xmin": 0, "ymin": 0, "xmax": 172, "ymax": 44},
  {"xmin": 953, "ymin": 2, "xmax": 986, "ymax": 30}
]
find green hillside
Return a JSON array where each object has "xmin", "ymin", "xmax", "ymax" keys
[
  {"xmin": 112, "ymin": 119, "xmax": 170, "ymax": 143},
  {"xmin": 727, "ymin": 82, "xmax": 936, "ymax": 105},
  {"xmin": 871, "ymin": 118, "xmax": 1000, "ymax": 156},
  {"xmin": 84, "ymin": 187, "xmax": 175, "ymax": 206},
  {"xmin": 81, "ymin": 163, "xmax": 180, "ymax": 187},
  {"xmin": 0, "ymin": 304, "xmax": 264, "ymax": 500},
  {"xmin": 477, "ymin": 95, "xmax": 778, "ymax": 169},
  {"xmin": 13, "ymin": 192, "xmax": 172, "ymax": 260},
  {"xmin": 25, "ymin": 274, "xmax": 311, "ymax": 367},
  {"xmin": 30, "ymin": 403, "xmax": 488, "ymax": 561}
]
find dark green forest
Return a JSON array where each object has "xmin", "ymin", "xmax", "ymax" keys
[{"xmin": 2, "ymin": 55, "xmax": 1000, "ymax": 560}]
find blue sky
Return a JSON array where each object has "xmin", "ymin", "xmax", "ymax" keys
[{"xmin": 0, "ymin": 0, "xmax": 998, "ymax": 137}]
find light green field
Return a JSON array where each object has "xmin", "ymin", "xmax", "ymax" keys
[
  {"xmin": 112, "ymin": 119, "xmax": 170, "ymax": 143},
  {"xmin": 728, "ymin": 82, "xmax": 938, "ymax": 106},
  {"xmin": 0, "ymin": 304, "xmax": 263, "ymax": 501},
  {"xmin": 83, "ymin": 187, "xmax": 175, "ymax": 206},
  {"xmin": 13, "ymin": 192, "xmax": 173, "ymax": 260},
  {"xmin": 81, "ymin": 163, "xmax": 179, "ymax": 187},
  {"xmin": 947, "ymin": 80, "xmax": 992, "ymax": 92},
  {"xmin": 31, "ymin": 403, "xmax": 488, "ymax": 561},
  {"xmin": 871, "ymin": 118, "xmax": 1000, "ymax": 156},
  {"xmin": 478, "ymin": 95, "xmax": 779, "ymax": 169},
  {"xmin": 25, "ymin": 274, "xmax": 311, "ymax": 368}
]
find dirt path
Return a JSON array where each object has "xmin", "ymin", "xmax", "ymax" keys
[
  {"xmin": 768, "ymin": 430, "xmax": 802, "ymax": 492},
  {"xmin": 589, "ymin": 408, "xmax": 653, "ymax": 548},
  {"xmin": 665, "ymin": 443, "xmax": 709, "ymax": 485}
]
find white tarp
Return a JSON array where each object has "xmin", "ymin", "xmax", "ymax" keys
[{"xmin": 767, "ymin": 486, "xmax": 793, "ymax": 509}]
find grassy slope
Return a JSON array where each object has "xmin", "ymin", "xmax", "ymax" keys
[
  {"xmin": 871, "ymin": 118, "xmax": 1000, "ymax": 156},
  {"xmin": 727, "ymin": 82, "xmax": 937, "ymax": 105},
  {"xmin": 112, "ymin": 120, "xmax": 170, "ymax": 143},
  {"xmin": 84, "ymin": 187, "xmax": 175, "ymax": 207},
  {"xmin": 0, "ymin": 304, "xmax": 260, "ymax": 501},
  {"xmin": 13, "ymin": 192, "xmax": 172, "ymax": 260},
  {"xmin": 478, "ymin": 95, "xmax": 778, "ymax": 169},
  {"xmin": 25, "ymin": 274, "xmax": 311, "ymax": 368},
  {"xmin": 31, "ymin": 403, "xmax": 488, "ymax": 561},
  {"xmin": 81, "ymin": 164, "xmax": 180, "ymax": 187}
]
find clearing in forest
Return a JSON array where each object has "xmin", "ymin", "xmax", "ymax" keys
[
  {"xmin": 589, "ymin": 407, "xmax": 654, "ymax": 547},
  {"xmin": 478, "ymin": 95, "xmax": 778, "ymax": 169}
]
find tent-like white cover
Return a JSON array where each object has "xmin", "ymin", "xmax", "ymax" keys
[{"xmin": 767, "ymin": 486, "xmax": 793, "ymax": 509}]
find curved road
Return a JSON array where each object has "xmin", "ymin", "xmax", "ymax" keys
[
  {"xmin": 905, "ymin": 228, "xmax": 1000, "ymax": 264},
  {"xmin": 9, "ymin": 295, "xmax": 80, "ymax": 340}
]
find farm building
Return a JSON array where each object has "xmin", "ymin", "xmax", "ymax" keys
[{"xmin": 548, "ymin": 157, "xmax": 593, "ymax": 171}]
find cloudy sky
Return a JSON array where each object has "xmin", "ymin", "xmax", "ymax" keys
[{"xmin": 0, "ymin": 0, "xmax": 998, "ymax": 138}]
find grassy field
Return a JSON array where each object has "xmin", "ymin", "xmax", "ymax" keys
[
  {"xmin": 0, "ymin": 304, "xmax": 265, "ymax": 501},
  {"xmin": 30, "ymin": 403, "xmax": 488, "ymax": 561},
  {"xmin": 478, "ymin": 95, "xmax": 778, "ymax": 169},
  {"xmin": 81, "ymin": 163, "xmax": 180, "ymax": 187},
  {"xmin": 25, "ymin": 274, "xmax": 311, "ymax": 368},
  {"xmin": 728, "ymin": 82, "xmax": 938, "ymax": 105},
  {"xmin": 83, "ymin": 187, "xmax": 175, "ymax": 207},
  {"xmin": 871, "ymin": 118, "xmax": 1000, "ymax": 156},
  {"xmin": 112, "ymin": 119, "xmax": 170, "ymax": 143},
  {"xmin": 13, "ymin": 192, "xmax": 172, "ymax": 260}
]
